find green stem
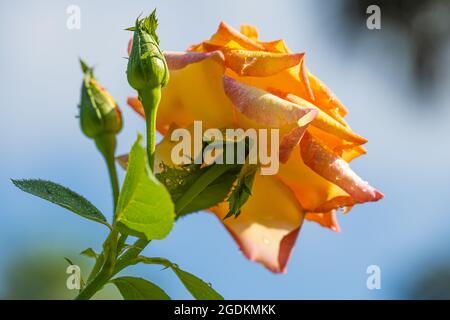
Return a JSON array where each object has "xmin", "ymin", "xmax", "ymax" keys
[
  {"xmin": 114, "ymin": 238, "xmax": 149, "ymax": 273},
  {"xmin": 106, "ymin": 157, "xmax": 120, "ymax": 212},
  {"xmin": 76, "ymin": 134, "xmax": 121, "ymax": 300},
  {"xmin": 95, "ymin": 133, "xmax": 120, "ymax": 212},
  {"xmin": 75, "ymin": 230, "xmax": 118, "ymax": 300},
  {"xmin": 86, "ymin": 252, "xmax": 104, "ymax": 283},
  {"xmin": 75, "ymin": 265, "xmax": 110, "ymax": 300},
  {"xmin": 105, "ymin": 87, "xmax": 162, "ymax": 278},
  {"xmin": 139, "ymin": 86, "xmax": 161, "ymax": 169},
  {"xmin": 76, "ymin": 88, "xmax": 163, "ymax": 299},
  {"xmin": 116, "ymin": 233, "xmax": 128, "ymax": 253}
]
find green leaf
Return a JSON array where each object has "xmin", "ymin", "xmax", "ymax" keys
[
  {"xmin": 111, "ymin": 276, "xmax": 170, "ymax": 300},
  {"xmin": 156, "ymin": 163, "xmax": 240, "ymax": 217},
  {"xmin": 139, "ymin": 9, "xmax": 159, "ymax": 44},
  {"xmin": 64, "ymin": 257, "xmax": 75, "ymax": 266},
  {"xmin": 11, "ymin": 179, "xmax": 109, "ymax": 227},
  {"xmin": 80, "ymin": 248, "xmax": 98, "ymax": 259},
  {"xmin": 172, "ymin": 267, "xmax": 223, "ymax": 300},
  {"xmin": 79, "ymin": 58, "xmax": 93, "ymax": 75},
  {"xmin": 224, "ymin": 164, "xmax": 258, "ymax": 219},
  {"xmin": 134, "ymin": 256, "xmax": 224, "ymax": 300},
  {"xmin": 115, "ymin": 134, "xmax": 175, "ymax": 240},
  {"xmin": 156, "ymin": 133, "xmax": 257, "ymax": 218}
]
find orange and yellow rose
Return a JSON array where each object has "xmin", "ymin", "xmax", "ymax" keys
[{"xmin": 127, "ymin": 22, "xmax": 383, "ymax": 273}]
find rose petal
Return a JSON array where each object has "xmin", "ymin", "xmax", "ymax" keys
[
  {"xmin": 224, "ymin": 50, "xmax": 304, "ymax": 77},
  {"xmin": 209, "ymin": 21, "xmax": 265, "ymax": 51},
  {"xmin": 128, "ymin": 38, "xmax": 225, "ymax": 71},
  {"xmin": 212, "ymin": 174, "xmax": 304, "ymax": 273},
  {"xmin": 260, "ymin": 39, "xmax": 291, "ymax": 53},
  {"xmin": 127, "ymin": 97, "xmax": 145, "ymax": 117},
  {"xmin": 300, "ymin": 132, "xmax": 383, "ymax": 203},
  {"xmin": 298, "ymin": 58, "xmax": 315, "ymax": 101},
  {"xmin": 223, "ymin": 76, "xmax": 317, "ymax": 128},
  {"xmin": 227, "ymin": 63, "xmax": 316, "ymax": 105},
  {"xmin": 202, "ymin": 40, "xmax": 243, "ymax": 52},
  {"xmin": 279, "ymin": 126, "xmax": 308, "ymax": 163},
  {"xmin": 308, "ymin": 70, "xmax": 349, "ymax": 116},
  {"xmin": 223, "ymin": 76, "xmax": 317, "ymax": 163},
  {"xmin": 240, "ymin": 24, "xmax": 259, "ymax": 40},
  {"xmin": 116, "ymin": 154, "xmax": 128, "ymax": 170},
  {"xmin": 158, "ymin": 52, "xmax": 235, "ymax": 132},
  {"xmin": 312, "ymin": 196, "xmax": 355, "ymax": 213},
  {"xmin": 276, "ymin": 167, "xmax": 346, "ymax": 213},
  {"xmin": 271, "ymin": 90, "xmax": 368, "ymax": 145},
  {"xmin": 305, "ymin": 211, "xmax": 341, "ymax": 232},
  {"xmin": 164, "ymin": 50, "xmax": 224, "ymax": 70}
]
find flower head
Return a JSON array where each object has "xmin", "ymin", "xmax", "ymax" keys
[{"xmin": 128, "ymin": 22, "xmax": 383, "ymax": 273}]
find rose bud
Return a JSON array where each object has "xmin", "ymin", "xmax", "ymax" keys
[
  {"xmin": 126, "ymin": 10, "xmax": 169, "ymax": 91},
  {"xmin": 79, "ymin": 59, "xmax": 122, "ymax": 139},
  {"xmin": 126, "ymin": 10, "xmax": 169, "ymax": 167}
]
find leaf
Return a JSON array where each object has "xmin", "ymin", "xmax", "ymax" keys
[
  {"xmin": 79, "ymin": 58, "xmax": 93, "ymax": 75},
  {"xmin": 156, "ymin": 132, "xmax": 257, "ymax": 218},
  {"xmin": 134, "ymin": 256, "xmax": 224, "ymax": 300},
  {"xmin": 80, "ymin": 248, "xmax": 98, "ymax": 259},
  {"xmin": 111, "ymin": 276, "xmax": 170, "ymax": 300},
  {"xmin": 115, "ymin": 134, "xmax": 175, "ymax": 241},
  {"xmin": 172, "ymin": 267, "xmax": 224, "ymax": 300},
  {"xmin": 139, "ymin": 9, "xmax": 159, "ymax": 44},
  {"xmin": 118, "ymin": 133, "xmax": 257, "ymax": 219},
  {"xmin": 156, "ymin": 163, "xmax": 240, "ymax": 217},
  {"xmin": 11, "ymin": 179, "xmax": 109, "ymax": 227},
  {"xmin": 64, "ymin": 257, "xmax": 75, "ymax": 266},
  {"xmin": 224, "ymin": 164, "xmax": 258, "ymax": 219}
]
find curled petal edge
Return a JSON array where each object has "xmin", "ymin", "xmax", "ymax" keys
[{"xmin": 300, "ymin": 132, "xmax": 384, "ymax": 203}]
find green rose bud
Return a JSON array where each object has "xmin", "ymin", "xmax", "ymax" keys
[
  {"xmin": 126, "ymin": 10, "xmax": 169, "ymax": 168},
  {"xmin": 127, "ymin": 10, "xmax": 169, "ymax": 91},
  {"xmin": 79, "ymin": 59, "xmax": 123, "ymax": 139}
]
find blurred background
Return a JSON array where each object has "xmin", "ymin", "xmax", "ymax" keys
[{"xmin": 1, "ymin": 0, "xmax": 449, "ymax": 299}]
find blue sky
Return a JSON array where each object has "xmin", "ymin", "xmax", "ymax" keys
[{"xmin": 1, "ymin": 0, "xmax": 450, "ymax": 299}]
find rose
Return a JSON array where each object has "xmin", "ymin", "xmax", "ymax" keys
[{"xmin": 127, "ymin": 22, "xmax": 383, "ymax": 273}]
